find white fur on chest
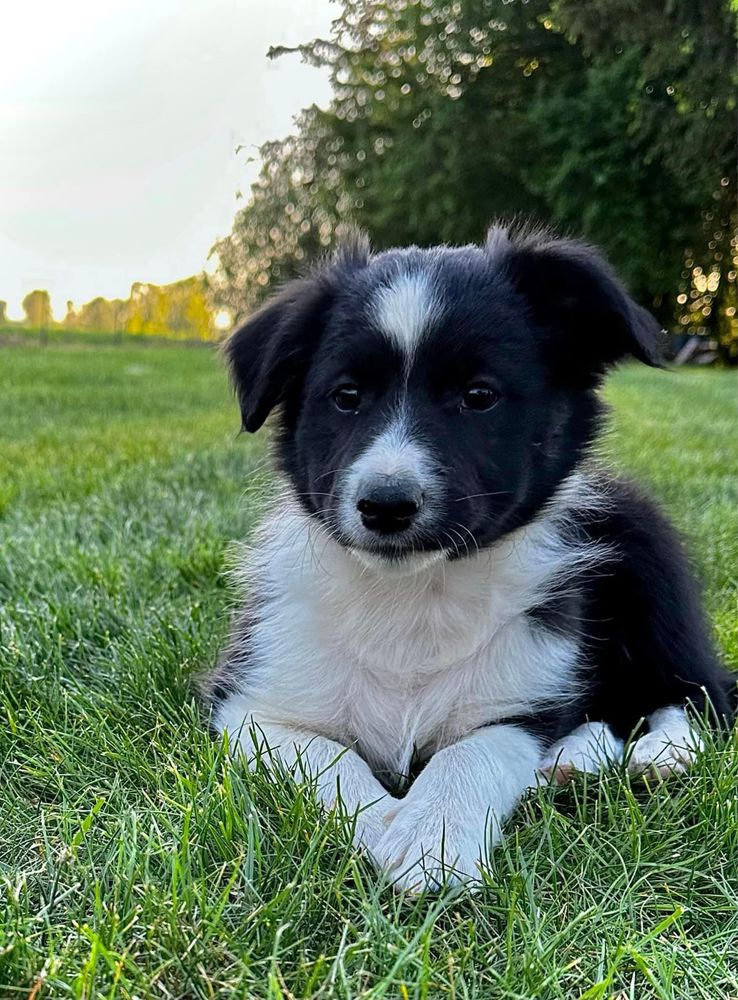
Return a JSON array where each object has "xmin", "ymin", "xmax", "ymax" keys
[{"xmin": 216, "ymin": 480, "xmax": 605, "ymax": 782}]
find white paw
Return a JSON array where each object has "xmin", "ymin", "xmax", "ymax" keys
[
  {"xmin": 628, "ymin": 728, "xmax": 700, "ymax": 777},
  {"xmin": 538, "ymin": 722, "xmax": 623, "ymax": 785},
  {"xmin": 370, "ymin": 798, "xmax": 489, "ymax": 892},
  {"xmin": 538, "ymin": 758, "xmax": 590, "ymax": 786},
  {"xmin": 351, "ymin": 799, "xmax": 394, "ymax": 851}
]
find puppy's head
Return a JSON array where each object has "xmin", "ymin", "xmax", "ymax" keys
[{"xmin": 225, "ymin": 225, "xmax": 662, "ymax": 566}]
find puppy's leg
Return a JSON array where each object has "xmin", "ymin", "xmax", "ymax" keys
[
  {"xmin": 627, "ymin": 706, "xmax": 702, "ymax": 777},
  {"xmin": 223, "ymin": 715, "xmax": 396, "ymax": 850},
  {"xmin": 539, "ymin": 721, "xmax": 623, "ymax": 785},
  {"xmin": 372, "ymin": 724, "xmax": 540, "ymax": 891}
]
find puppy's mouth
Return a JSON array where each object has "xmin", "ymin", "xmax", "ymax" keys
[
  {"xmin": 352, "ymin": 532, "xmax": 436, "ymax": 559},
  {"xmin": 328, "ymin": 514, "xmax": 449, "ymax": 566},
  {"xmin": 348, "ymin": 537, "xmax": 449, "ymax": 574}
]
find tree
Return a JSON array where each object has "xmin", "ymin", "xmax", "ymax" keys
[
  {"xmin": 0, "ymin": 301, "xmax": 7, "ymax": 326},
  {"xmin": 212, "ymin": 0, "xmax": 736, "ymax": 357},
  {"xmin": 22, "ymin": 289, "xmax": 52, "ymax": 329},
  {"xmin": 550, "ymin": 0, "xmax": 737, "ymax": 352},
  {"xmin": 63, "ymin": 301, "xmax": 77, "ymax": 328},
  {"xmin": 522, "ymin": 49, "xmax": 700, "ymax": 320},
  {"xmin": 77, "ymin": 297, "xmax": 118, "ymax": 333},
  {"xmin": 126, "ymin": 277, "xmax": 215, "ymax": 339}
]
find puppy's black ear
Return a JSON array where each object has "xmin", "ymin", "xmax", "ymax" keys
[
  {"xmin": 489, "ymin": 225, "xmax": 664, "ymax": 384},
  {"xmin": 224, "ymin": 231, "xmax": 371, "ymax": 432},
  {"xmin": 224, "ymin": 275, "xmax": 333, "ymax": 432}
]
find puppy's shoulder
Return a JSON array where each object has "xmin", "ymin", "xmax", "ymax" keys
[{"xmin": 563, "ymin": 470, "xmax": 685, "ymax": 557}]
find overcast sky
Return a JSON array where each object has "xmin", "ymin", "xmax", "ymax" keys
[{"xmin": 0, "ymin": 0, "xmax": 333, "ymax": 319}]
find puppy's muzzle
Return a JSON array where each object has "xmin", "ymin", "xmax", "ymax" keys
[{"xmin": 356, "ymin": 480, "xmax": 423, "ymax": 535}]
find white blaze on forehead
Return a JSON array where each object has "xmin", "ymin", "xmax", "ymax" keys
[{"xmin": 371, "ymin": 269, "xmax": 443, "ymax": 355}]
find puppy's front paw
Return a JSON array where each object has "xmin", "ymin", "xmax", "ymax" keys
[
  {"xmin": 628, "ymin": 729, "xmax": 699, "ymax": 778},
  {"xmin": 351, "ymin": 799, "xmax": 395, "ymax": 851},
  {"xmin": 371, "ymin": 798, "xmax": 488, "ymax": 892},
  {"xmin": 538, "ymin": 722, "xmax": 623, "ymax": 786}
]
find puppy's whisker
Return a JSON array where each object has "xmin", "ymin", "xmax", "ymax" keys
[
  {"xmin": 451, "ymin": 520, "xmax": 481, "ymax": 558},
  {"xmin": 440, "ymin": 529, "xmax": 462, "ymax": 561},
  {"xmin": 453, "ymin": 491, "xmax": 511, "ymax": 503},
  {"xmin": 315, "ymin": 467, "xmax": 351, "ymax": 483},
  {"xmin": 444, "ymin": 525, "xmax": 469, "ymax": 559}
]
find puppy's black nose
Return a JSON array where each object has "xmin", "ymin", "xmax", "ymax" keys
[{"xmin": 357, "ymin": 484, "xmax": 422, "ymax": 534}]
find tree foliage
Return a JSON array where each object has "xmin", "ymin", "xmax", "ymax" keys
[
  {"xmin": 211, "ymin": 0, "xmax": 737, "ymax": 357},
  {"xmin": 22, "ymin": 289, "xmax": 53, "ymax": 329},
  {"xmin": 13, "ymin": 277, "xmax": 219, "ymax": 340},
  {"xmin": 124, "ymin": 277, "xmax": 215, "ymax": 339}
]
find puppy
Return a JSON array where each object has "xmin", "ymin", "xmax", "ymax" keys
[{"xmin": 202, "ymin": 226, "xmax": 733, "ymax": 890}]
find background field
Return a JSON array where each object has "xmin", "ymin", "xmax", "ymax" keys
[{"xmin": 1, "ymin": 343, "xmax": 736, "ymax": 998}]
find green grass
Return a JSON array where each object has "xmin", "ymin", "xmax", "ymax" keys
[{"xmin": 1, "ymin": 343, "xmax": 736, "ymax": 999}]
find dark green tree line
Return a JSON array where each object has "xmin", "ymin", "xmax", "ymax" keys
[{"xmin": 211, "ymin": 0, "xmax": 737, "ymax": 357}]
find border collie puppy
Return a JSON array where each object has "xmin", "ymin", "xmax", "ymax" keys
[{"xmin": 203, "ymin": 226, "xmax": 733, "ymax": 891}]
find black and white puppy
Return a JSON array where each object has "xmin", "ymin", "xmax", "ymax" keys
[{"xmin": 203, "ymin": 226, "xmax": 733, "ymax": 890}]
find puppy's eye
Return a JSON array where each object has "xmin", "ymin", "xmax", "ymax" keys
[
  {"xmin": 461, "ymin": 384, "xmax": 500, "ymax": 412},
  {"xmin": 332, "ymin": 384, "xmax": 361, "ymax": 412}
]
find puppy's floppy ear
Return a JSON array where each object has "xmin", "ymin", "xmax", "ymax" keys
[
  {"xmin": 488, "ymin": 225, "xmax": 664, "ymax": 384},
  {"xmin": 224, "ymin": 275, "xmax": 333, "ymax": 432},
  {"xmin": 224, "ymin": 231, "xmax": 371, "ymax": 432}
]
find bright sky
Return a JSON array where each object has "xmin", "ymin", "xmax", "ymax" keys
[{"xmin": 0, "ymin": 0, "xmax": 333, "ymax": 319}]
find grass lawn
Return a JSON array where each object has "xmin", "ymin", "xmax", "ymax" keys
[{"xmin": 1, "ymin": 342, "xmax": 736, "ymax": 999}]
